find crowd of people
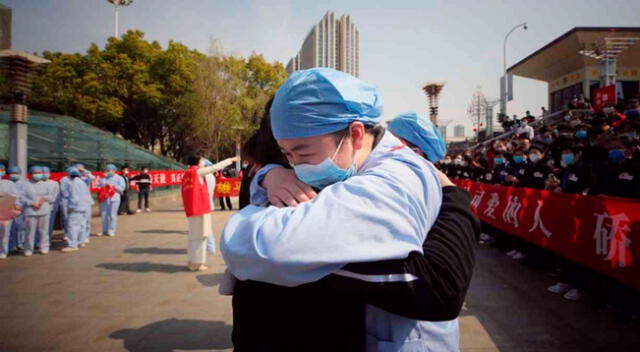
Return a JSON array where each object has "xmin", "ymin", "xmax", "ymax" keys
[
  {"xmin": 437, "ymin": 97, "xmax": 639, "ymax": 311},
  {"xmin": 0, "ymin": 163, "xmax": 156, "ymax": 259}
]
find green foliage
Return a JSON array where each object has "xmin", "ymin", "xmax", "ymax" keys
[{"xmin": 27, "ymin": 30, "xmax": 287, "ymax": 162}]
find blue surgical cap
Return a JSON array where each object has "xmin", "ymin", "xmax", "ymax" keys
[
  {"xmin": 387, "ymin": 112, "xmax": 446, "ymax": 162},
  {"xmin": 74, "ymin": 163, "xmax": 85, "ymax": 170},
  {"xmin": 270, "ymin": 68, "xmax": 383, "ymax": 140},
  {"xmin": 203, "ymin": 159, "xmax": 213, "ymax": 167},
  {"xmin": 105, "ymin": 164, "xmax": 117, "ymax": 171},
  {"xmin": 29, "ymin": 166, "xmax": 43, "ymax": 174},
  {"xmin": 8, "ymin": 166, "xmax": 21, "ymax": 174},
  {"xmin": 42, "ymin": 166, "xmax": 51, "ymax": 174},
  {"xmin": 67, "ymin": 167, "xmax": 81, "ymax": 177}
]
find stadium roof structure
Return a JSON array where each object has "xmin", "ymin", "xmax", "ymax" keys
[{"xmin": 508, "ymin": 27, "xmax": 640, "ymax": 82}]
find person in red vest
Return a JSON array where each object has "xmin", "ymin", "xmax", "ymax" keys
[{"xmin": 181, "ymin": 154, "xmax": 237, "ymax": 272}]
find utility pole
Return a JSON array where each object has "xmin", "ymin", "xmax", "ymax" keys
[{"xmin": 467, "ymin": 86, "xmax": 487, "ymax": 141}]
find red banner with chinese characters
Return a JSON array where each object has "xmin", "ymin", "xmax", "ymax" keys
[
  {"xmin": 214, "ymin": 176, "xmax": 242, "ymax": 197},
  {"xmin": 593, "ymin": 84, "xmax": 616, "ymax": 111},
  {"xmin": 453, "ymin": 179, "xmax": 640, "ymax": 291},
  {"xmin": 48, "ymin": 170, "xmax": 242, "ymax": 197}
]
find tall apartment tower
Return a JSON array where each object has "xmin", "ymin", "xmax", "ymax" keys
[
  {"xmin": 453, "ymin": 124, "xmax": 466, "ymax": 137},
  {"xmin": 286, "ymin": 11, "xmax": 360, "ymax": 77}
]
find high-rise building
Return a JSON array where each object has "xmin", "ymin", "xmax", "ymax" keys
[
  {"xmin": 438, "ymin": 125, "xmax": 447, "ymax": 138},
  {"xmin": 453, "ymin": 124, "xmax": 465, "ymax": 137},
  {"xmin": 286, "ymin": 11, "xmax": 359, "ymax": 77}
]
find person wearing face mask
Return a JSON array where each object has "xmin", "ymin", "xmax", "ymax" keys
[
  {"xmin": 439, "ymin": 155, "xmax": 453, "ymax": 175},
  {"xmin": 19, "ymin": 166, "xmax": 53, "ymax": 256},
  {"xmin": 0, "ymin": 164, "xmax": 22, "ymax": 259},
  {"xmin": 60, "ymin": 167, "xmax": 92, "ymax": 253},
  {"xmin": 6, "ymin": 166, "xmax": 27, "ymax": 253},
  {"xmin": 387, "ymin": 112, "xmax": 446, "ymax": 163},
  {"xmin": 182, "ymin": 155, "xmax": 237, "ymax": 272},
  {"xmin": 75, "ymin": 163, "xmax": 95, "ymax": 242},
  {"xmin": 547, "ymin": 143, "xmax": 593, "ymax": 301},
  {"xmin": 117, "ymin": 165, "xmax": 133, "ymax": 215},
  {"xmin": 504, "ymin": 148, "xmax": 529, "ymax": 187},
  {"xmin": 592, "ymin": 138, "xmax": 640, "ymax": 199},
  {"xmin": 486, "ymin": 151, "xmax": 508, "ymax": 185},
  {"xmin": 97, "ymin": 164, "xmax": 126, "ymax": 237},
  {"xmin": 522, "ymin": 146, "xmax": 556, "ymax": 190},
  {"xmin": 516, "ymin": 118, "xmax": 534, "ymax": 140},
  {"xmin": 40, "ymin": 167, "xmax": 60, "ymax": 243},
  {"xmin": 221, "ymin": 68, "xmax": 461, "ymax": 351},
  {"xmin": 603, "ymin": 104, "xmax": 626, "ymax": 128}
]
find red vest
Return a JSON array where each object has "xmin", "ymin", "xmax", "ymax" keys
[{"xmin": 181, "ymin": 166, "xmax": 212, "ymax": 217}]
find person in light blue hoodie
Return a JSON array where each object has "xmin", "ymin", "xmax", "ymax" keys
[
  {"xmin": 41, "ymin": 167, "xmax": 60, "ymax": 243},
  {"xmin": 97, "ymin": 164, "xmax": 125, "ymax": 236},
  {"xmin": 221, "ymin": 68, "xmax": 458, "ymax": 351},
  {"xmin": 60, "ymin": 167, "xmax": 93, "ymax": 252},
  {"xmin": 0, "ymin": 163, "xmax": 21, "ymax": 259},
  {"xmin": 75, "ymin": 163, "xmax": 95, "ymax": 242},
  {"xmin": 20, "ymin": 166, "xmax": 53, "ymax": 256},
  {"xmin": 7, "ymin": 166, "xmax": 26, "ymax": 253}
]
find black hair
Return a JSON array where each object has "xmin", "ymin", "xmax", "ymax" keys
[
  {"xmin": 241, "ymin": 98, "xmax": 289, "ymax": 167},
  {"xmin": 187, "ymin": 154, "xmax": 202, "ymax": 166}
]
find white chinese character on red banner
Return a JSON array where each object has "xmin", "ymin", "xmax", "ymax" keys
[
  {"xmin": 593, "ymin": 212, "xmax": 632, "ymax": 268},
  {"xmin": 501, "ymin": 195, "xmax": 522, "ymax": 227},
  {"xmin": 159, "ymin": 173, "xmax": 167, "ymax": 186},
  {"xmin": 152, "ymin": 174, "xmax": 161, "ymax": 185},
  {"xmin": 483, "ymin": 192, "xmax": 500, "ymax": 219},
  {"xmin": 528, "ymin": 200, "xmax": 552, "ymax": 238},
  {"xmin": 470, "ymin": 191, "xmax": 485, "ymax": 210}
]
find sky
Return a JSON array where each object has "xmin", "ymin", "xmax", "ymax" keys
[{"xmin": 5, "ymin": 0, "xmax": 640, "ymax": 137}]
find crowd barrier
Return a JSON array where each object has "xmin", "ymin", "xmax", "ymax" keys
[
  {"xmin": 453, "ymin": 179, "xmax": 640, "ymax": 291},
  {"xmin": 48, "ymin": 170, "xmax": 242, "ymax": 197}
]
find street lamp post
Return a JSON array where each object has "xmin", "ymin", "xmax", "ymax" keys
[
  {"xmin": 0, "ymin": 50, "xmax": 49, "ymax": 176},
  {"xmin": 107, "ymin": 0, "xmax": 134, "ymax": 38},
  {"xmin": 500, "ymin": 22, "xmax": 527, "ymax": 117}
]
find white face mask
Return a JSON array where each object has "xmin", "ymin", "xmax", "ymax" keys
[{"xmin": 529, "ymin": 153, "xmax": 541, "ymax": 162}]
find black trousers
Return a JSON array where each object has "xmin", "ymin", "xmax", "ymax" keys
[
  {"xmin": 118, "ymin": 191, "xmax": 131, "ymax": 214},
  {"xmin": 138, "ymin": 189, "xmax": 150, "ymax": 209},
  {"xmin": 219, "ymin": 196, "xmax": 233, "ymax": 210}
]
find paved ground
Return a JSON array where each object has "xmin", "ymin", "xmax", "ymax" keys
[{"xmin": 1, "ymin": 197, "xmax": 639, "ymax": 352}]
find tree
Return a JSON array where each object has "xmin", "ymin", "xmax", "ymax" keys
[{"xmin": 27, "ymin": 30, "xmax": 286, "ymax": 163}]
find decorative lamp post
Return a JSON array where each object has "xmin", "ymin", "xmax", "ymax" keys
[
  {"xmin": 422, "ymin": 82, "xmax": 445, "ymax": 126},
  {"xmin": 0, "ymin": 50, "xmax": 49, "ymax": 176},
  {"xmin": 107, "ymin": 0, "xmax": 134, "ymax": 38}
]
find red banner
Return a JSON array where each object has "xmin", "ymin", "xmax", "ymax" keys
[
  {"xmin": 593, "ymin": 84, "xmax": 616, "ymax": 111},
  {"xmin": 453, "ymin": 179, "xmax": 640, "ymax": 290},
  {"xmin": 214, "ymin": 177, "xmax": 242, "ymax": 197},
  {"xmin": 48, "ymin": 170, "xmax": 242, "ymax": 197}
]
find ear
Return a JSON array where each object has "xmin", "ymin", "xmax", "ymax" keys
[{"xmin": 348, "ymin": 122, "xmax": 366, "ymax": 151}]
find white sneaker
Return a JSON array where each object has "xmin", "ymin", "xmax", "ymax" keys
[
  {"xmin": 106, "ymin": 233, "xmax": 115, "ymax": 237},
  {"xmin": 61, "ymin": 247, "xmax": 78, "ymax": 253},
  {"xmin": 24, "ymin": 250, "xmax": 33, "ymax": 257},
  {"xmin": 547, "ymin": 282, "xmax": 570, "ymax": 294},
  {"xmin": 145, "ymin": 208, "xmax": 151, "ymax": 212},
  {"xmin": 79, "ymin": 243, "xmax": 87, "ymax": 248},
  {"xmin": 63, "ymin": 236, "xmax": 69, "ymax": 242},
  {"xmin": 506, "ymin": 249, "xmax": 517, "ymax": 257},
  {"xmin": 512, "ymin": 252, "xmax": 527, "ymax": 260},
  {"xmin": 0, "ymin": 253, "xmax": 7, "ymax": 259},
  {"xmin": 40, "ymin": 249, "xmax": 49, "ymax": 255},
  {"xmin": 563, "ymin": 288, "xmax": 582, "ymax": 301},
  {"xmin": 96, "ymin": 233, "xmax": 103, "ymax": 237},
  {"xmin": 480, "ymin": 233, "xmax": 492, "ymax": 241},
  {"xmin": 136, "ymin": 209, "xmax": 142, "ymax": 213}
]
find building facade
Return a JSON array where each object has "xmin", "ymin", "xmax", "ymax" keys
[
  {"xmin": 286, "ymin": 11, "xmax": 360, "ymax": 77},
  {"xmin": 453, "ymin": 124, "xmax": 465, "ymax": 137}
]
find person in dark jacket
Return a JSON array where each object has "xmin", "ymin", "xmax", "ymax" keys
[
  {"xmin": 117, "ymin": 165, "xmax": 133, "ymax": 215},
  {"xmin": 592, "ymin": 137, "xmax": 640, "ymax": 199},
  {"xmin": 547, "ymin": 142, "xmax": 593, "ymax": 302},
  {"xmin": 522, "ymin": 146, "xmax": 556, "ymax": 190},
  {"xmin": 131, "ymin": 168, "xmax": 152, "ymax": 212},
  {"xmin": 231, "ymin": 105, "xmax": 480, "ymax": 351}
]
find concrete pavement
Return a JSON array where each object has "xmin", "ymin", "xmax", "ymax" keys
[{"xmin": 1, "ymin": 198, "xmax": 639, "ymax": 351}]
